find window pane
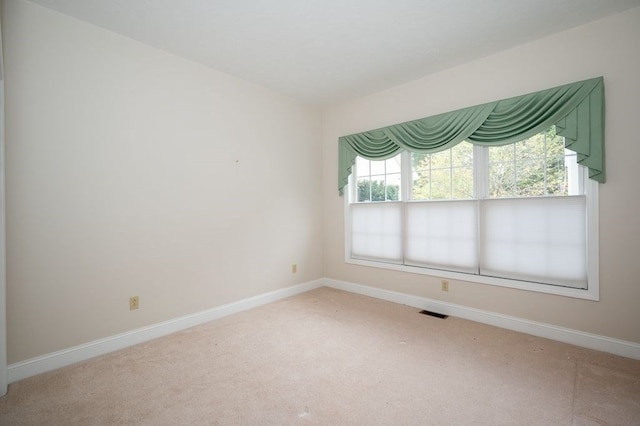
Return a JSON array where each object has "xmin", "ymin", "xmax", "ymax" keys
[
  {"xmin": 488, "ymin": 126, "xmax": 577, "ymax": 198},
  {"xmin": 386, "ymin": 173, "xmax": 401, "ymax": 201},
  {"xmin": 411, "ymin": 143, "xmax": 473, "ymax": 201},
  {"xmin": 452, "ymin": 142, "xmax": 474, "ymax": 167},
  {"xmin": 430, "ymin": 169, "xmax": 451, "ymax": 200},
  {"xmin": 413, "ymin": 152, "xmax": 430, "ymax": 172},
  {"xmin": 488, "ymin": 143, "xmax": 514, "ymax": 163},
  {"xmin": 358, "ymin": 179, "xmax": 400, "ymax": 202},
  {"xmin": 452, "ymin": 167, "xmax": 473, "ymax": 199},
  {"xmin": 354, "ymin": 154, "xmax": 402, "ymax": 202},
  {"xmin": 516, "ymin": 159, "xmax": 545, "ymax": 197},
  {"xmin": 516, "ymin": 134, "xmax": 545, "ymax": 160},
  {"xmin": 355, "ymin": 157, "xmax": 370, "ymax": 177},
  {"xmin": 356, "ymin": 179, "xmax": 371, "ymax": 202},
  {"xmin": 546, "ymin": 155, "xmax": 568, "ymax": 195},
  {"xmin": 370, "ymin": 160, "xmax": 385, "ymax": 176},
  {"xmin": 489, "ymin": 161, "xmax": 515, "ymax": 198},
  {"xmin": 386, "ymin": 156, "xmax": 401, "ymax": 174},
  {"xmin": 412, "ymin": 177, "xmax": 430, "ymax": 200},
  {"xmin": 370, "ymin": 180, "xmax": 387, "ymax": 201},
  {"xmin": 431, "ymin": 149, "xmax": 451, "ymax": 169}
]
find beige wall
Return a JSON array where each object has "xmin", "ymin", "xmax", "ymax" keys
[
  {"xmin": 3, "ymin": 0, "xmax": 323, "ymax": 363},
  {"xmin": 0, "ymin": 3, "xmax": 7, "ymax": 393},
  {"xmin": 323, "ymin": 7, "xmax": 640, "ymax": 344}
]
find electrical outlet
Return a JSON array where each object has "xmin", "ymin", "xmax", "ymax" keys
[
  {"xmin": 129, "ymin": 296, "xmax": 139, "ymax": 310},
  {"xmin": 292, "ymin": 264, "xmax": 297, "ymax": 273},
  {"xmin": 441, "ymin": 280, "xmax": 449, "ymax": 292}
]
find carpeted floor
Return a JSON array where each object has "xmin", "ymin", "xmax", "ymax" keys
[{"xmin": 1, "ymin": 287, "xmax": 639, "ymax": 425}]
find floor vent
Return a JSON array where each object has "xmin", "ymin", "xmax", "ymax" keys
[{"xmin": 419, "ymin": 310, "xmax": 449, "ymax": 319}]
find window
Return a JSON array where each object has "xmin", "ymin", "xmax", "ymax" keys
[
  {"xmin": 412, "ymin": 143, "xmax": 474, "ymax": 201},
  {"xmin": 356, "ymin": 155, "xmax": 401, "ymax": 202},
  {"xmin": 346, "ymin": 127, "xmax": 598, "ymax": 300},
  {"xmin": 486, "ymin": 127, "xmax": 578, "ymax": 198}
]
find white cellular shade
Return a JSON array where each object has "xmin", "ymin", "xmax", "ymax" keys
[
  {"xmin": 350, "ymin": 202, "xmax": 403, "ymax": 263},
  {"xmin": 480, "ymin": 196, "xmax": 587, "ymax": 288},
  {"xmin": 405, "ymin": 200, "xmax": 478, "ymax": 273}
]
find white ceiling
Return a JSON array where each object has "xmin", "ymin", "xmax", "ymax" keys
[{"xmin": 27, "ymin": 0, "xmax": 640, "ymax": 106}]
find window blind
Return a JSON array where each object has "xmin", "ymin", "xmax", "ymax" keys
[
  {"xmin": 350, "ymin": 202, "xmax": 403, "ymax": 263},
  {"xmin": 404, "ymin": 200, "xmax": 478, "ymax": 273},
  {"xmin": 480, "ymin": 196, "xmax": 587, "ymax": 288}
]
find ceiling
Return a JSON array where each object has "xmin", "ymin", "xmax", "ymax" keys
[{"xmin": 27, "ymin": 0, "xmax": 640, "ymax": 106}]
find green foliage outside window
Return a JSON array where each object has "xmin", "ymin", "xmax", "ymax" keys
[
  {"xmin": 357, "ymin": 180, "xmax": 399, "ymax": 202},
  {"xmin": 355, "ymin": 126, "xmax": 572, "ymax": 202},
  {"xmin": 488, "ymin": 126, "xmax": 569, "ymax": 197},
  {"xmin": 411, "ymin": 126, "xmax": 571, "ymax": 200},
  {"xmin": 412, "ymin": 142, "xmax": 474, "ymax": 200}
]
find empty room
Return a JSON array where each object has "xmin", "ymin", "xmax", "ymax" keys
[{"xmin": 1, "ymin": 0, "xmax": 640, "ymax": 424}]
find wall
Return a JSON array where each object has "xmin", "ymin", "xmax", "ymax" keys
[
  {"xmin": 323, "ymin": 7, "xmax": 640, "ymax": 344},
  {"xmin": 3, "ymin": 0, "xmax": 323, "ymax": 363},
  {"xmin": 0, "ymin": 4, "xmax": 7, "ymax": 394}
]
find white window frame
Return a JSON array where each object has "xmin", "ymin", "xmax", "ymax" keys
[{"xmin": 345, "ymin": 146, "xmax": 599, "ymax": 301}]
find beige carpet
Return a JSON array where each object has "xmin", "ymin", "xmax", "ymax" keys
[{"xmin": 1, "ymin": 287, "xmax": 639, "ymax": 425}]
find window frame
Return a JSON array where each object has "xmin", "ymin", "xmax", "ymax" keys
[{"xmin": 344, "ymin": 145, "xmax": 599, "ymax": 301}]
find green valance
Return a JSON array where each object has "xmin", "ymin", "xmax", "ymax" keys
[{"xmin": 338, "ymin": 77, "xmax": 605, "ymax": 195}]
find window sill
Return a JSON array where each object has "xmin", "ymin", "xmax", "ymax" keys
[{"xmin": 345, "ymin": 257, "xmax": 599, "ymax": 301}]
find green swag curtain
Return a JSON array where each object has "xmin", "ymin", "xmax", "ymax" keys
[{"xmin": 338, "ymin": 77, "xmax": 605, "ymax": 195}]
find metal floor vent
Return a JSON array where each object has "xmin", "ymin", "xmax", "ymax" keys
[{"xmin": 419, "ymin": 310, "xmax": 449, "ymax": 319}]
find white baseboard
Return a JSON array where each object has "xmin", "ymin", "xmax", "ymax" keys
[
  {"xmin": 7, "ymin": 279, "xmax": 324, "ymax": 384},
  {"xmin": 8, "ymin": 277, "xmax": 639, "ymax": 384},
  {"xmin": 323, "ymin": 278, "xmax": 640, "ymax": 360}
]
